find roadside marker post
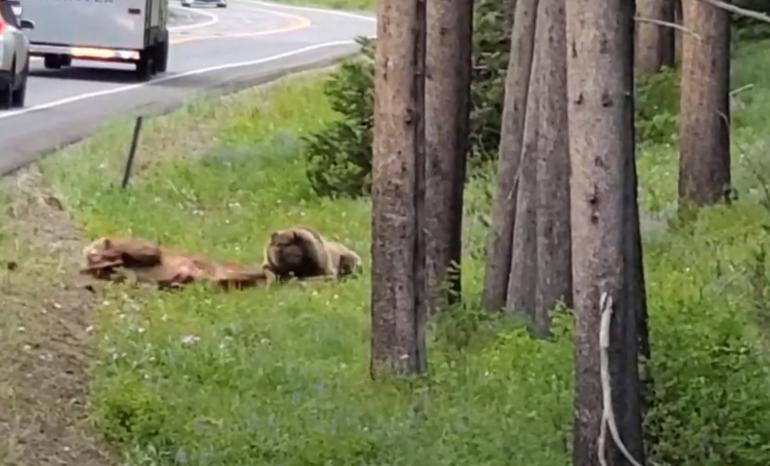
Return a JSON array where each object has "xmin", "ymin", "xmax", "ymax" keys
[{"xmin": 122, "ymin": 116, "xmax": 144, "ymax": 189}]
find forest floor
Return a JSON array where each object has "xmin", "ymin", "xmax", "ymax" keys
[{"xmin": 2, "ymin": 26, "xmax": 770, "ymax": 466}]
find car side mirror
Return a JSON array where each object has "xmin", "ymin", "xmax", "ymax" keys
[{"xmin": 20, "ymin": 19, "xmax": 35, "ymax": 31}]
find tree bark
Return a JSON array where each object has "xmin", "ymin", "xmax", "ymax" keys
[
  {"xmin": 626, "ymin": 21, "xmax": 652, "ymax": 405},
  {"xmin": 370, "ymin": 0, "xmax": 428, "ymax": 377},
  {"xmin": 566, "ymin": 0, "xmax": 647, "ymax": 464},
  {"xmin": 482, "ymin": 0, "xmax": 539, "ymax": 311},
  {"xmin": 635, "ymin": 0, "xmax": 676, "ymax": 72},
  {"xmin": 674, "ymin": 0, "xmax": 683, "ymax": 64},
  {"xmin": 678, "ymin": 0, "xmax": 731, "ymax": 212},
  {"xmin": 505, "ymin": 51, "xmax": 540, "ymax": 318},
  {"xmin": 533, "ymin": 0, "xmax": 571, "ymax": 337},
  {"xmin": 425, "ymin": 0, "xmax": 474, "ymax": 313},
  {"xmin": 623, "ymin": 0, "xmax": 652, "ymax": 451}
]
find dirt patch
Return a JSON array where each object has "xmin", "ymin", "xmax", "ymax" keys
[{"xmin": 0, "ymin": 166, "xmax": 114, "ymax": 466}]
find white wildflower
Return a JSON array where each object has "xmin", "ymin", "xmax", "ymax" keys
[{"xmin": 181, "ymin": 334, "xmax": 200, "ymax": 346}]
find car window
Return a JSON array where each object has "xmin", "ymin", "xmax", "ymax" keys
[{"xmin": 0, "ymin": 1, "xmax": 20, "ymax": 28}]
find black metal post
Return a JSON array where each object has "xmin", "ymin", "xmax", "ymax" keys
[{"xmin": 122, "ymin": 116, "xmax": 144, "ymax": 188}]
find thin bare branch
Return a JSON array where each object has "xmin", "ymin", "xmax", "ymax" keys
[
  {"xmin": 730, "ymin": 83, "xmax": 754, "ymax": 97},
  {"xmin": 633, "ymin": 16, "xmax": 702, "ymax": 40},
  {"xmin": 598, "ymin": 292, "xmax": 645, "ymax": 466},
  {"xmin": 699, "ymin": 0, "xmax": 770, "ymax": 24}
]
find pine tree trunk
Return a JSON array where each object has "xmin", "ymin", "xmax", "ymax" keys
[
  {"xmin": 674, "ymin": 0, "xmax": 683, "ymax": 64},
  {"xmin": 678, "ymin": 0, "xmax": 731, "ymax": 212},
  {"xmin": 425, "ymin": 0, "xmax": 474, "ymax": 313},
  {"xmin": 626, "ymin": 135, "xmax": 653, "ymax": 420},
  {"xmin": 566, "ymin": 0, "xmax": 647, "ymax": 464},
  {"xmin": 482, "ymin": 0, "xmax": 539, "ymax": 311},
  {"xmin": 533, "ymin": 0, "xmax": 571, "ymax": 337},
  {"xmin": 626, "ymin": 29, "xmax": 653, "ymax": 406},
  {"xmin": 635, "ymin": 0, "xmax": 676, "ymax": 72},
  {"xmin": 626, "ymin": 12, "xmax": 652, "ymax": 390},
  {"xmin": 506, "ymin": 52, "xmax": 540, "ymax": 318},
  {"xmin": 370, "ymin": 0, "xmax": 428, "ymax": 377},
  {"xmin": 622, "ymin": 0, "xmax": 651, "ymax": 452}
]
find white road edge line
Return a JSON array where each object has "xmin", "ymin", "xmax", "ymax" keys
[
  {"xmin": 0, "ymin": 40, "xmax": 367, "ymax": 121},
  {"xmin": 245, "ymin": 0, "xmax": 375, "ymax": 22},
  {"xmin": 168, "ymin": 4, "xmax": 220, "ymax": 31}
]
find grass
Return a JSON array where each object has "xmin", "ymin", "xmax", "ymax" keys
[
  {"xmin": 41, "ymin": 70, "xmax": 573, "ymax": 465},
  {"xmin": 33, "ymin": 39, "xmax": 770, "ymax": 466}
]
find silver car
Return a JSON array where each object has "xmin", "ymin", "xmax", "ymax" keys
[
  {"xmin": 0, "ymin": 0, "xmax": 35, "ymax": 109},
  {"xmin": 181, "ymin": 0, "xmax": 227, "ymax": 8}
]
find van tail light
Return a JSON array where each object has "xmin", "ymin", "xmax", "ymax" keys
[{"xmin": 0, "ymin": 17, "xmax": 5, "ymax": 33}]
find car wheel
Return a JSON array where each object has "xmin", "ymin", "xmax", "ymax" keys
[
  {"xmin": 136, "ymin": 49, "xmax": 155, "ymax": 81},
  {"xmin": 11, "ymin": 58, "xmax": 29, "ymax": 108},
  {"xmin": 216, "ymin": 2, "xmax": 226, "ymax": 7},
  {"xmin": 155, "ymin": 33, "xmax": 169, "ymax": 73},
  {"xmin": 0, "ymin": 82, "xmax": 11, "ymax": 110},
  {"xmin": 44, "ymin": 54, "xmax": 62, "ymax": 69},
  {"xmin": 0, "ymin": 59, "xmax": 15, "ymax": 110}
]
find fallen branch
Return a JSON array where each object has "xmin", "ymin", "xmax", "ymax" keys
[
  {"xmin": 598, "ymin": 291, "xmax": 644, "ymax": 466},
  {"xmin": 633, "ymin": 16, "xmax": 702, "ymax": 40}
]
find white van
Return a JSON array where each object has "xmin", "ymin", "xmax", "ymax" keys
[{"xmin": 20, "ymin": 0, "xmax": 170, "ymax": 81}]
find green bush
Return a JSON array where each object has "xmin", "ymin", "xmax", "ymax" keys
[
  {"xmin": 641, "ymin": 205, "xmax": 770, "ymax": 466},
  {"xmin": 732, "ymin": 2, "xmax": 770, "ymax": 42},
  {"xmin": 303, "ymin": 0, "xmax": 513, "ymax": 198},
  {"xmin": 468, "ymin": 0, "xmax": 515, "ymax": 160},
  {"xmin": 304, "ymin": 37, "xmax": 374, "ymax": 198},
  {"xmin": 635, "ymin": 67, "xmax": 680, "ymax": 147}
]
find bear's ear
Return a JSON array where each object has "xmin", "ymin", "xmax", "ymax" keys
[
  {"xmin": 103, "ymin": 238, "xmax": 112, "ymax": 249},
  {"xmin": 270, "ymin": 232, "xmax": 279, "ymax": 243}
]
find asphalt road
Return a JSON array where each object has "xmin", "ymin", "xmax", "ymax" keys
[{"xmin": 0, "ymin": 0, "xmax": 375, "ymax": 175}]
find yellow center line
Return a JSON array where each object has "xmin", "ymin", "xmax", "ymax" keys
[{"xmin": 170, "ymin": 12, "xmax": 312, "ymax": 46}]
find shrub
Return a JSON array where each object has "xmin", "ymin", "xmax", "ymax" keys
[
  {"xmin": 642, "ymin": 205, "xmax": 770, "ymax": 466},
  {"xmin": 635, "ymin": 67, "xmax": 680, "ymax": 147},
  {"xmin": 734, "ymin": 0, "xmax": 770, "ymax": 37},
  {"xmin": 468, "ymin": 0, "xmax": 515, "ymax": 160},
  {"xmin": 303, "ymin": 0, "xmax": 513, "ymax": 198},
  {"xmin": 304, "ymin": 37, "xmax": 374, "ymax": 198}
]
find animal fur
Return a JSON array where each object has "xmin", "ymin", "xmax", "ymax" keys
[
  {"xmin": 81, "ymin": 236, "xmax": 273, "ymax": 290},
  {"xmin": 261, "ymin": 225, "xmax": 361, "ymax": 281}
]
